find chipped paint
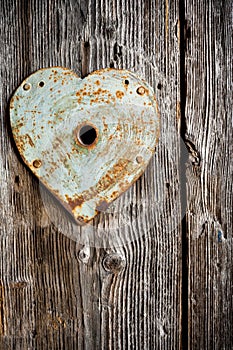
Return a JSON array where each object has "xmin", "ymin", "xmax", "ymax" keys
[{"xmin": 10, "ymin": 67, "xmax": 160, "ymax": 223}]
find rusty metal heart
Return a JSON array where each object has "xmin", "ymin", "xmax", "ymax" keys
[{"xmin": 10, "ymin": 67, "xmax": 160, "ymax": 223}]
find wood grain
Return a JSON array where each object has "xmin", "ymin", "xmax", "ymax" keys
[
  {"xmin": 0, "ymin": 0, "xmax": 182, "ymax": 349},
  {"xmin": 185, "ymin": 0, "xmax": 233, "ymax": 348}
]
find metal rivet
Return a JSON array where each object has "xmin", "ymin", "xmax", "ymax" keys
[
  {"xmin": 23, "ymin": 83, "xmax": 31, "ymax": 91},
  {"xmin": 137, "ymin": 86, "xmax": 146, "ymax": 95},
  {"xmin": 33, "ymin": 159, "xmax": 42, "ymax": 168},
  {"xmin": 136, "ymin": 156, "xmax": 143, "ymax": 164},
  {"xmin": 103, "ymin": 253, "xmax": 125, "ymax": 274}
]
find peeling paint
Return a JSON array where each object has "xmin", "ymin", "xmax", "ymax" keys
[{"xmin": 10, "ymin": 67, "xmax": 160, "ymax": 223}]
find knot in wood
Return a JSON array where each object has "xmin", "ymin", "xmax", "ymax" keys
[
  {"xmin": 78, "ymin": 247, "xmax": 90, "ymax": 264},
  {"xmin": 102, "ymin": 253, "xmax": 125, "ymax": 273}
]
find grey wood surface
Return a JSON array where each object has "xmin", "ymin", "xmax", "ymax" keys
[
  {"xmin": 0, "ymin": 0, "xmax": 232, "ymax": 349},
  {"xmin": 185, "ymin": 0, "xmax": 233, "ymax": 349},
  {"xmin": 0, "ymin": 1, "xmax": 182, "ymax": 349}
]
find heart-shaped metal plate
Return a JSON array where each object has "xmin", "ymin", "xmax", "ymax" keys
[{"xmin": 10, "ymin": 67, "xmax": 160, "ymax": 223}]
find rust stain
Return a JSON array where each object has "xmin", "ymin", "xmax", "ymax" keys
[
  {"xmin": 14, "ymin": 136, "xmax": 26, "ymax": 154},
  {"xmin": 102, "ymin": 119, "xmax": 108, "ymax": 133},
  {"xmin": 116, "ymin": 90, "xmax": 124, "ymax": 99},
  {"xmin": 66, "ymin": 158, "xmax": 130, "ymax": 212},
  {"xmin": 110, "ymin": 191, "xmax": 119, "ymax": 198},
  {"xmin": 25, "ymin": 134, "xmax": 35, "ymax": 147},
  {"xmin": 63, "ymin": 71, "xmax": 74, "ymax": 76},
  {"xmin": 93, "ymin": 88, "xmax": 109, "ymax": 96},
  {"xmin": 66, "ymin": 194, "xmax": 85, "ymax": 210},
  {"xmin": 76, "ymin": 86, "xmax": 111, "ymax": 104},
  {"xmin": 16, "ymin": 122, "xmax": 24, "ymax": 129},
  {"xmin": 10, "ymin": 96, "xmax": 16, "ymax": 109}
]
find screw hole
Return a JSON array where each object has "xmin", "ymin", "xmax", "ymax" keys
[
  {"xmin": 33, "ymin": 159, "xmax": 42, "ymax": 168},
  {"xmin": 38, "ymin": 81, "xmax": 45, "ymax": 87},
  {"xmin": 125, "ymin": 79, "xmax": 129, "ymax": 85},
  {"xmin": 23, "ymin": 83, "xmax": 31, "ymax": 91},
  {"xmin": 136, "ymin": 156, "xmax": 143, "ymax": 164},
  {"xmin": 137, "ymin": 86, "xmax": 146, "ymax": 95},
  {"xmin": 77, "ymin": 124, "xmax": 98, "ymax": 146}
]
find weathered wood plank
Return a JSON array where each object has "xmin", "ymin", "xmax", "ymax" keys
[
  {"xmin": 185, "ymin": 0, "xmax": 233, "ymax": 348},
  {"xmin": 0, "ymin": 0, "xmax": 182, "ymax": 349}
]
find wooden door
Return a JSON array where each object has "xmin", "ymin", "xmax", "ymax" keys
[{"xmin": 0, "ymin": 1, "xmax": 232, "ymax": 349}]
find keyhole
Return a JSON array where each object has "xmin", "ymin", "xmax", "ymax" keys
[{"xmin": 77, "ymin": 124, "xmax": 98, "ymax": 146}]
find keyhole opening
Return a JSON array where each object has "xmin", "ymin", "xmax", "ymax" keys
[{"xmin": 78, "ymin": 124, "xmax": 97, "ymax": 146}]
